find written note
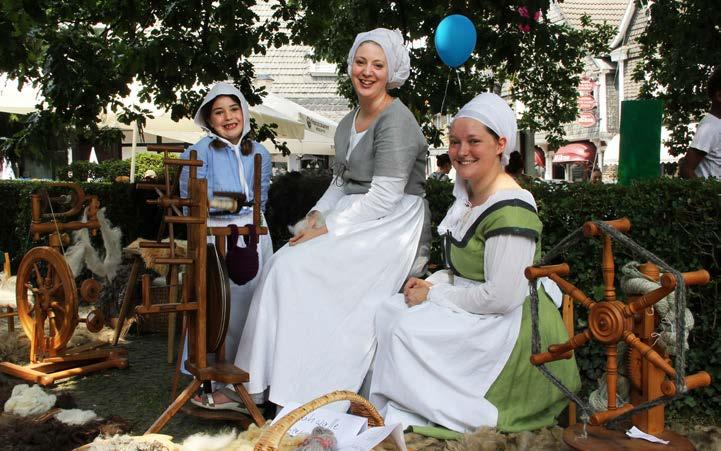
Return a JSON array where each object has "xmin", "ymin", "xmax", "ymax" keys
[{"xmin": 272, "ymin": 402, "xmax": 407, "ymax": 451}]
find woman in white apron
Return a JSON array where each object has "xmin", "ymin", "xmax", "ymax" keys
[
  {"xmin": 177, "ymin": 83, "xmax": 273, "ymax": 410},
  {"xmin": 369, "ymin": 93, "xmax": 580, "ymax": 433},
  {"xmin": 234, "ymin": 28, "xmax": 430, "ymax": 410}
]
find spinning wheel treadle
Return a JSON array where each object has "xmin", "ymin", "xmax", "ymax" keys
[{"xmin": 525, "ymin": 218, "xmax": 711, "ymax": 450}]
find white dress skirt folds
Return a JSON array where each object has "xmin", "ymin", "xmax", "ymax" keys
[
  {"xmin": 235, "ymin": 98, "xmax": 428, "ymax": 407},
  {"xmin": 369, "ymin": 189, "xmax": 570, "ymax": 433}
]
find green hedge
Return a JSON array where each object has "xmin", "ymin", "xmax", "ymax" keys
[
  {"xmin": 56, "ymin": 153, "xmax": 168, "ymax": 182},
  {"xmin": 0, "ymin": 180, "xmax": 161, "ymax": 270},
  {"xmin": 2, "ymin": 175, "xmax": 719, "ymax": 417}
]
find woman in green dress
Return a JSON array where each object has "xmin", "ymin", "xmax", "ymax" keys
[{"xmin": 369, "ymin": 93, "xmax": 580, "ymax": 433}]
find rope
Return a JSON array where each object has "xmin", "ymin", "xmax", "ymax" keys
[{"xmin": 528, "ymin": 220, "xmax": 690, "ymax": 430}]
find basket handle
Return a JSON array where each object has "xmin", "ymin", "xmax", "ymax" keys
[{"xmin": 253, "ymin": 390, "xmax": 385, "ymax": 451}]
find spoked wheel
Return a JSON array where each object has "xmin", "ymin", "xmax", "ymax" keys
[{"xmin": 16, "ymin": 246, "xmax": 78, "ymax": 362}]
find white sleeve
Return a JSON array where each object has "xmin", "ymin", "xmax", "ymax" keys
[
  {"xmin": 425, "ymin": 269, "xmax": 453, "ymax": 285},
  {"xmin": 427, "ymin": 234, "xmax": 535, "ymax": 314},
  {"xmin": 690, "ymin": 120, "xmax": 714, "ymax": 154},
  {"xmin": 310, "ymin": 182, "xmax": 345, "ymax": 215},
  {"xmin": 325, "ymin": 176, "xmax": 406, "ymax": 236}
]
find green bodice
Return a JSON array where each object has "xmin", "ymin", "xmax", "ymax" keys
[{"xmin": 443, "ymin": 199, "xmax": 543, "ymax": 282}]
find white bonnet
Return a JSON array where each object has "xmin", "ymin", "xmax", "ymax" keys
[
  {"xmin": 346, "ymin": 28, "xmax": 411, "ymax": 90},
  {"xmin": 453, "ymin": 92, "xmax": 517, "ymax": 166},
  {"xmin": 193, "ymin": 82, "xmax": 252, "ymax": 141}
]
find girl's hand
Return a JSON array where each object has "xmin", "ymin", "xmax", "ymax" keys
[{"xmin": 289, "ymin": 225, "xmax": 328, "ymax": 246}]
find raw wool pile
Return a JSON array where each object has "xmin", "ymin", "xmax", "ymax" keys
[
  {"xmin": 179, "ymin": 424, "xmax": 304, "ymax": 451},
  {"xmin": 620, "ymin": 261, "xmax": 694, "ymax": 355},
  {"xmin": 0, "ymin": 274, "xmax": 17, "ymax": 308},
  {"xmin": 3, "ymin": 384, "xmax": 56, "ymax": 416},
  {"xmin": 125, "ymin": 238, "xmax": 188, "ymax": 278},
  {"xmin": 0, "ymin": 378, "xmax": 131, "ymax": 450},
  {"xmin": 55, "ymin": 408, "xmax": 99, "ymax": 425},
  {"xmin": 671, "ymin": 424, "xmax": 721, "ymax": 450},
  {"xmin": 447, "ymin": 427, "xmax": 566, "ymax": 451},
  {"xmin": 81, "ymin": 433, "xmax": 177, "ymax": 451}
]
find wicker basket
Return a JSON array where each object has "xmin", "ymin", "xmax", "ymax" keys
[
  {"xmin": 253, "ymin": 390, "xmax": 385, "ymax": 451},
  {"xmin": 137, "ymin": 284, "xmax": 181, "ymax": 334}
]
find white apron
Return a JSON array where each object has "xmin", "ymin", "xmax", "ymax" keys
[{"xmin": 234, "ymin": 193, "xmax": 425, "ymax": 407}]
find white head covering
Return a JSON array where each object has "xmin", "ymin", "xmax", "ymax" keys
[
  {"xmin": 346, "ymin": 28, "xmax": 411, "ymax": 90},
  {"xmin": 193, "ymin": 82, "xmax": 251, "ymax": 142},
  {"xmin": 438, "ymin": 93, "xmax": 519, "ymax": 236},
  {"xmin": 452, "ymin": 92, "xmax": 517, "ymax": 167}
]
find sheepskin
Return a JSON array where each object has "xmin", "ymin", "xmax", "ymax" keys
[
  {"xmin": 83, "ymin": 433, "xmax": 176, "ymax": 451},
  {"xmin": 180, "ymin": 430, "xmax": 239, "ymax": 451},
  {"xmin": 3, "ymin": 384, "xmax": 56, "ymax": 416},
  {"xmin": 55, "ymin": 408, "xmax": 99, "ymax": 425},
  {"xmin": 65, "ymin": 207, "xmax": 123, "ymax": 281}
]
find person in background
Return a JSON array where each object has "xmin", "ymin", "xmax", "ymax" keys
[
  {"xmin": 179, "ymin": 82, "xmax": 273, "ymax": 411},
  {"xmin": 590, "ymin": 167, "xmax": 603, "ymax": 183},
  {"xmin": 369, "ymin": 93, "xmax": 580, "ymax": 433},
  {"xmin": 680, "ymin": 67, "xmax": 721, "ymax": 179},
  {"xmin": 429, "ymin": 153, "xmax": 452, "ymax": 182}
]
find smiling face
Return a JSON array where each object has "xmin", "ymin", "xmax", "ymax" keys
[
  {"xmin": 206, "ymin": 95, "xmax": 245, "ymax": 144},
  {"xmin": 448, "ymin": 118, "xmax": 507, "ymax": 183},
  {"xmin": 351, "ymin": 42, "xmax": 389, "ymax": 102}
]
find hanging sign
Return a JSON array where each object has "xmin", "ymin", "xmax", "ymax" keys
[
  {"xmin": 577, "ymin": 112, "xmax": 597, "ymax": 127},
  {"xmin": 577, "ymin": 95, "xmax": 597, "ymax": 111}
]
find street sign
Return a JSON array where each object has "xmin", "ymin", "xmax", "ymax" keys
[
  {"xmin": 577, "ymin": 95, "xmax": 597, "ymax": 111},
  {"xmin": 577, "ymin": 112, "xmax": 597, "ymax": 127}
]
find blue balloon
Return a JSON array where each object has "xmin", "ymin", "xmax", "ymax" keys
[{"xmin": 435, "ymin": 15, "xmax": 477, "ymax": 68}]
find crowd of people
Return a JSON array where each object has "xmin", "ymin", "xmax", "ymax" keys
[{"xmin": 173, "ymin": 27, "xmax": 719, "ymax": 434}]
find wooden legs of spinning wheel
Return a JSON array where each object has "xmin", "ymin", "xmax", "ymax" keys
[
  {"xmin": 146, "ymin": 379, "xmax": 202, "ymax": 434},
  {"xmin": 233, "ymin": 383, "xmax": 266, "ymax": 427}
]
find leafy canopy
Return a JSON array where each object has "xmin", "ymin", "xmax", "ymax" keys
[
  {"xmin": 273, "ymin": 0, "xmax": 613, "ymax": 147},
  {"xmin": 0, "ymin": 0, "xmax": 291, "ymax": 162},
  {"xmin": 633, "ymin": 0, "xmax": 721, "ymax": 156}
]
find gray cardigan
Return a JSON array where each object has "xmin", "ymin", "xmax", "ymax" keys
[{"xmin": 333, "ymin": 99, "xmax": 427, "ymax": 196}]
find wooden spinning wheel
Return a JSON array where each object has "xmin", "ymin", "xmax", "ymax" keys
[
  {"xmin": 526, "ymin": 218, "xmax": 711, "ymax": 450},
  {"xmin": 0, "ymin": 183, "xmax": 127, "ymax": 386},
  {"xmin": 16, "ymin": 247, "xmax": 79, "ymax": 361}
]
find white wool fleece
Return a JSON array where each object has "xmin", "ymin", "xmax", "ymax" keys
[
  {"xmin": 55, "ymin": 408, "xmax": 99, "ymax": 425},
  {"xmin": 180, "ymin": 430, "xmax": 239, "ymax": 451},
  {"xmin": 4, "ymin": 384, "xmax": 56, "ymax": 416}
]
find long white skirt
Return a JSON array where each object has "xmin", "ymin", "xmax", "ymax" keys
[{"xmin": 234, "ymin": 194, "xmax": 425, "ymax": 407}]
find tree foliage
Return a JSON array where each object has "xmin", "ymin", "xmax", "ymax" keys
[
  {"xmin": 272, "ymin": 0, "xmax": 613, "ymax": 147},
  {"xmin": 634, "ymin": 0, "xmax": 721, "ymax": 155},
  {"xmin": 0, "ymin": 0, "xmax": 291, "ymax": 163}
]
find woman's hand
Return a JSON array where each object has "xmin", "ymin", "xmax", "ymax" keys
[
  {"xmin": 289, "ymin": 225, "xmax": 328, "ymax": 246},
  {"xmin": 403, "ymin": 277, "xmax": 432, "ymax": 307}
]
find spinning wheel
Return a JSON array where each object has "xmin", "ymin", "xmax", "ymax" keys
[
  {"xmin": 0, "ymin": 183, "xmax": 127, "ymax": 386},
  {"xmin": 16, "ymin": 247, "xmax": 78, "ymax": 361},
  {"xmin": 526, "ymin": 218, "xmax": 711, "ymax": 450}
]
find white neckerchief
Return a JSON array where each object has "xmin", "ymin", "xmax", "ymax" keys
[
  {"xmin": 209, "ymin": 133, "xmax": 250, "ymax": 198},
  {"xmin": 347, "ymin": 109, "xmax": 367, "ymax": 161}
]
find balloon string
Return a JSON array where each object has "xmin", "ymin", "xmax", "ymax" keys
[
  {"xmin": 456, "ymin": 68, "xmax": 462, "ymax": 95},
  {"xmin": 439, "ymin": 67, "xmax": 452, "ymax": 116}
]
